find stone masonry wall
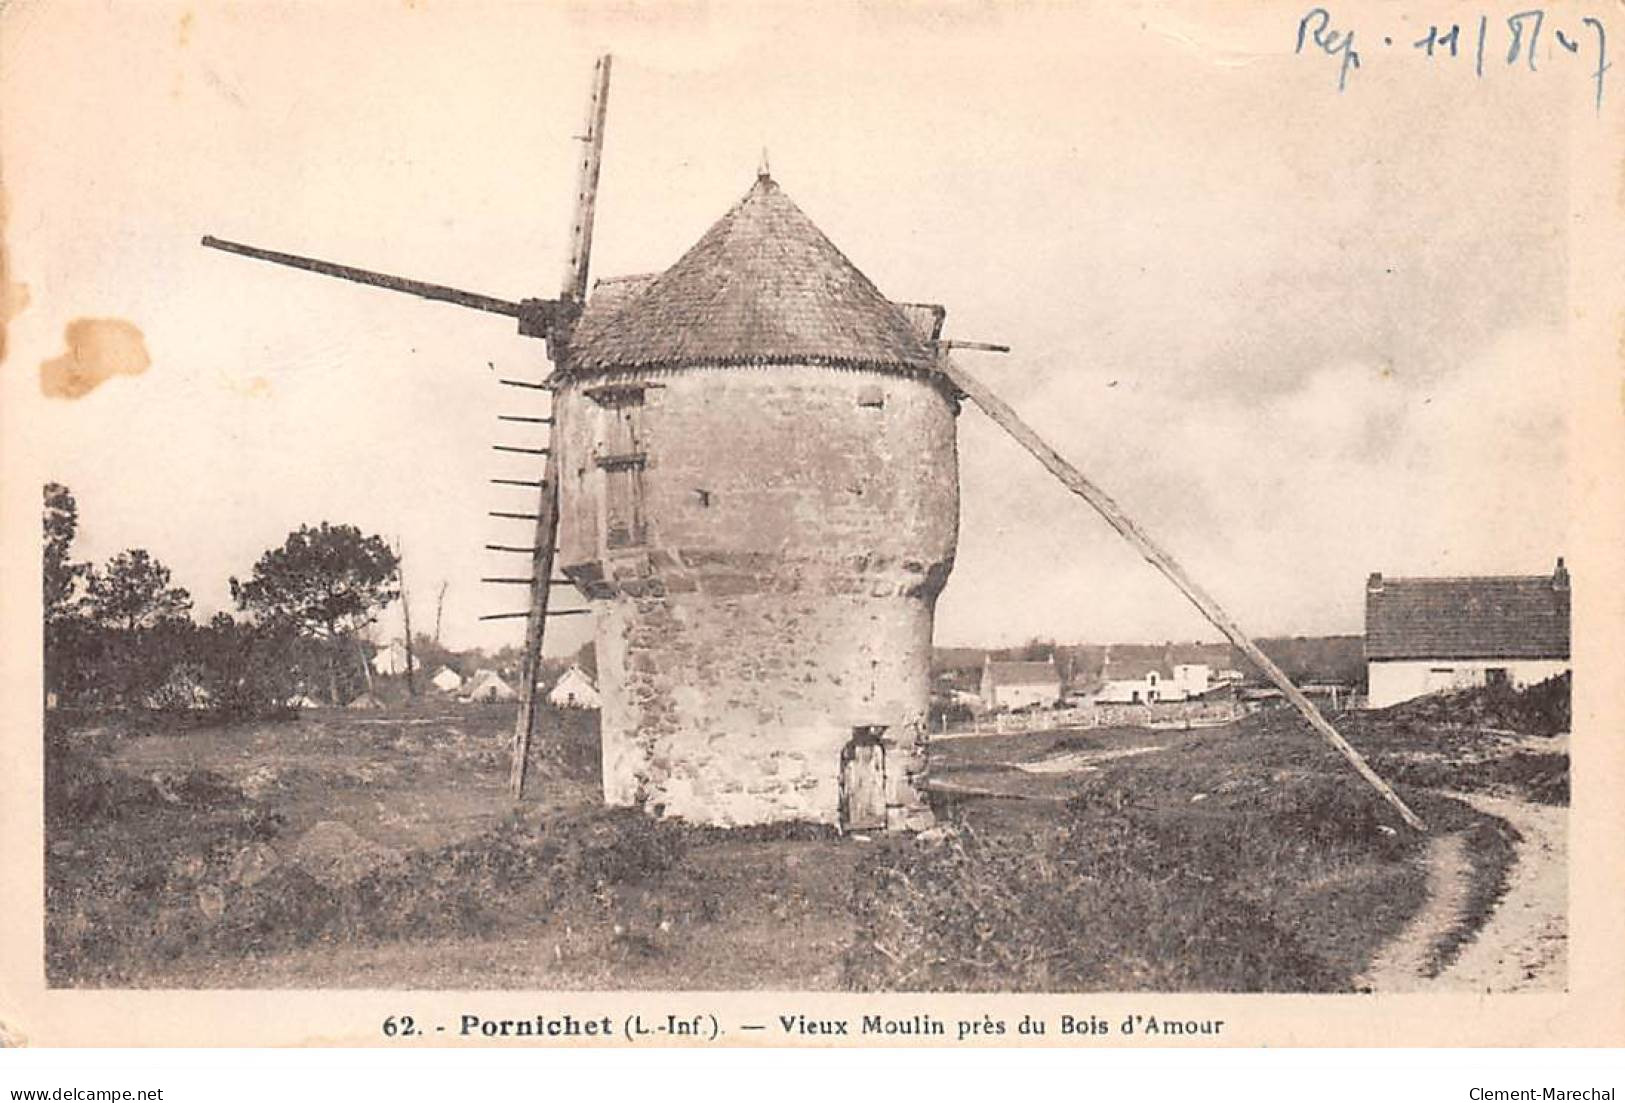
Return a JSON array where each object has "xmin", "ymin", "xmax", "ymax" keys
[{"xmin": 554, "ymin": 363, "xmax": 959, "ymax": 829}]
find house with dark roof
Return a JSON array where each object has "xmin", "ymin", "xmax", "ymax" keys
[
  {"xmin": 979, "ymin": 657, "xmax": 1062, "ymax": 711},
  {"xmin": 1364, "ymin": 559, "xmax": 1571, "ymax": 708}
]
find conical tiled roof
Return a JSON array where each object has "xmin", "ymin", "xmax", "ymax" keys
[{"xmin": 568, "ymin": 175, "xmax": 938, "ymax": 374}]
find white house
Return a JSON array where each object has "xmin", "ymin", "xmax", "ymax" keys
[
  {"xmin": 548, "ymin": 664, "xmax": 601, "ymax": 709},
  {"xmin": 430, "ymin": 666, "xmax": 463, "ymax": 694},
  {"xmin": 1364, "ymin": 559, "xmax": 1571, "ymax": 708},
  {"xmin": 978, "ymin": 658, "xmax": 1062, "ymax": 711},
  {"xmin": 1168, "ymin": 663, "xmax": 1211, "ymax": 699},
  {"xmin": 463, "ymin": 668, "xmax": 518, "ymax": 703},
  {"xmin": 1095, "ymin": 659, "xmax": 1211, "ymax": 704},
  {"xmin": 371, "ymin": 640, "xmax": 418, "ymax": 677}
]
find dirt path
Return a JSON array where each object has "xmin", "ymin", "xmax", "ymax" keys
[
  {"xmin": 1014, "ymin": 744, "xmax": 1164, "ymax": 774},
  {"xmin": 1358, "ymin": 793, "xmax": 1567, "ymax": 993},
  {"xmin": 1437, "ymin": 792, "xmax": 1567, "ymax": 993},
  {"xmin": 1356, "ymin": 832, "xmax": 1470, "ymax": 993}
]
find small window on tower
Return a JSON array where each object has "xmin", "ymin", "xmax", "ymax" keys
[
  {"xmin": 856, "ymin": 383, "xmax": 885, "ymax": 409},
  {"xmin": 603, "ymin": 463, "xmax": 646, "ymax": 549},
  {"xmin": 594, "ymin": 389, "xmax": 647, "ymax": 550}
]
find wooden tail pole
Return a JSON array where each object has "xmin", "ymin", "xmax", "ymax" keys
[{"xmin": 936, "ymin": 352, "xmax": 1427, "ymax": 832}]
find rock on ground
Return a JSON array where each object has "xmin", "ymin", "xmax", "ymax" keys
[{"xmin": 288, "ymin": 821, "xmax": 404, "ymax": 887}]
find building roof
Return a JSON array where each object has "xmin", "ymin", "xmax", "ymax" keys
[
  {"xmin": 985, "ymin": 660, "xmax": 1061, "ymax": 686},
  {"xmin": 1100, "ymin": 642, "xmax": 1217, "ymax": 681},
  {"xmin": 1102, "ymin": 657, "xmax": 1167, "ymax": 680},
  {"xmin": 1364, "ymin": 562, "xmax": 1570, "ymax": 661},
  {"xmin": 554, "ymin": 664, "xmax": 597, "ymax": 688},
  {"xmin": 568, "ymin": 174, "xmax": 939, "ymax": 375},
  {"xmin": 572, "ymin": 273, "xmax": 657, "ymax": 347}
]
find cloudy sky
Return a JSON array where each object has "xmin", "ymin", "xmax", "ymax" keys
[{"xmin": 2, "ymin": 1, "xmax": 1606, "ymax": 654}]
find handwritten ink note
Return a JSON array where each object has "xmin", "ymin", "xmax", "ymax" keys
[{"xmin": 1295, "ymin": 8, "xmax": 1610, "ymax": 112}]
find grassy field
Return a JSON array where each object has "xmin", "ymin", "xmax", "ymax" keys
[{"xmin": 43, "ymin": 685, "xmax": 1562, "ymax": 991}]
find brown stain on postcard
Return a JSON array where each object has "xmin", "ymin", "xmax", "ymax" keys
[{"xmin": 40, "ymin": 318, "xmax": 151, "ymax": 399}]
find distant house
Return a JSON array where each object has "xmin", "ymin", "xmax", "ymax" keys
[
  {"xmin": 1093, "ymin": 645, "xmax": 1213, "ymax": 704},
  {"xmin": 1364, "ymin": 558, "xmax": 1571, "ymax": 708},
  {"xmin": 463, "ymin": 668, "xmax": 518, "ymax": 703},
  {"xmin": 548, "ymin": 664, "xmax": 601, "ymax": 709},
  {"xmin": 430, "ymin": 666, "xmax": 463, "ymax": 694},
  {"xmin": 371, "ymin": 640, "xmax": 418, "ymax": 677},
  {"xmin": 979, "ymin": 658, "xmax": 1062, "ymax": 711}
]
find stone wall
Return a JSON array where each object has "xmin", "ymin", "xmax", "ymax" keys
[{"xmin": 554, "ymin": 363, "xmax": 959, "ymax": 829}]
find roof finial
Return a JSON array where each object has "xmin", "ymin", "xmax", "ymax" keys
[{"xmin": 757, "ymin": 147, "xmax": 771, "ymax": 181}]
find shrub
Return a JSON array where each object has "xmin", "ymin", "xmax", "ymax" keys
[
  {"xmin": 845, "ymin": 800, "xmax": 1347, "ymax": 993},
  {"xmin": 1385, "ymin": 673, "xmax": 1571, "ymax": 737}
]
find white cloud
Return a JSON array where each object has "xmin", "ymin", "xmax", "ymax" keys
[{"xmin": 938, "ymin": 326, "xmax": 1571, "ymax": 645}]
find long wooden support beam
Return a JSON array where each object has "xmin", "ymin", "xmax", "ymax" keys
[
  {"xmin": 200, "ymin": 236, "xmax": 522, "ymax": 318},
  {"xmin": 937, "ymin": 352, "xmax": 1426, "ymax": 832}
]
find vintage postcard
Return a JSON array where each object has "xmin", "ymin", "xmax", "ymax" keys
[{"xmin": 1, "ymin": 0, "xmax": 1621, "ymax": 1049}]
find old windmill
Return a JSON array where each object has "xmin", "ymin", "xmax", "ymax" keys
[{"xmin": 202, "ymin": 56, "xmax": 1424, "ymax": 832}]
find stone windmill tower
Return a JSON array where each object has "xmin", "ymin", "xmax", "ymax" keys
[
  {"xmin": 202, "ymin": 56, "xmax": 1428, "ymax": 834},
  {"xmin": 554, "ymin": 170, "xmax": 959, "ymax": 830}
]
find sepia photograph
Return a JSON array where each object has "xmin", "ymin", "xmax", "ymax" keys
[{"xmin": 1, "ymin": 0, "xmax": 1621, "ymax": 1051}]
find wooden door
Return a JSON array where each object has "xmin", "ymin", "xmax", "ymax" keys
[
  {"xmin": 841, "ymin": 728, "xmax": 888, "ymax": 831},
  {"xmin": 596, "ymin": 390, "xmax": 647, "ymax": 550}
]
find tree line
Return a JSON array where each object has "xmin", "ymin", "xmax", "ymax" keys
[{"xmin": 44, "ymin": 483, "xmax": 400, "ymax": 714}]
